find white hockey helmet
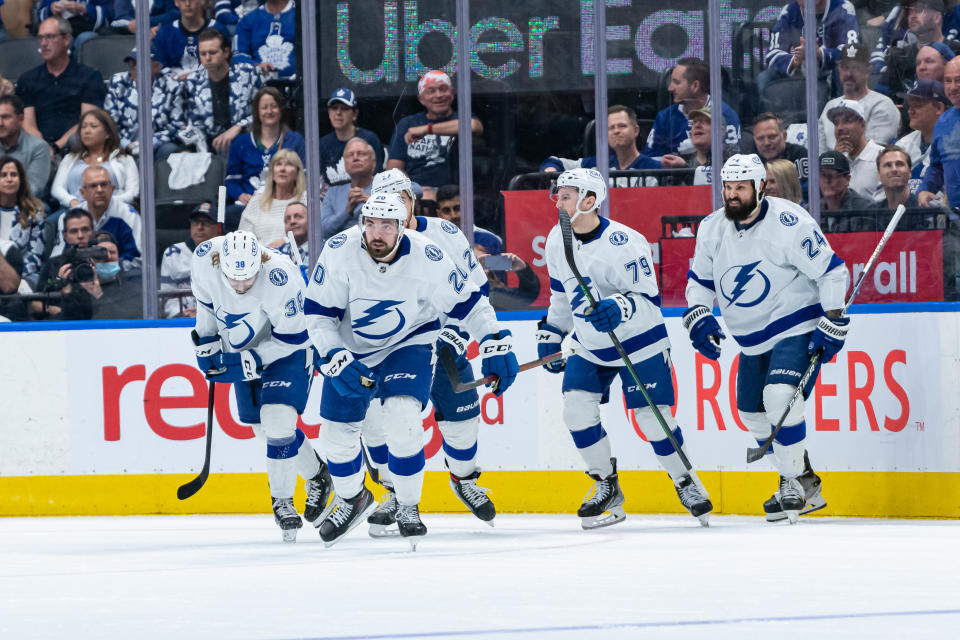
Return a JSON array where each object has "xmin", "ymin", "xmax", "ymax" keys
[
  {"xmin": 553, "ymin": 167, "xmax": 607, "ymax": 217},
  {"xmin": 720, "ymin": 153, "xmax": 767, "ymax": 197},
  {"xmin": 372, "ymin": 168, "xmax": 414, "ymax": 199},
  {"xmin": 219, "ymin": 230, "xmax": 262, "ymax": 281}
]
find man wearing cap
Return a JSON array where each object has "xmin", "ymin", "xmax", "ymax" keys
[
  {"xmin": 919, "ymin": 56, "xmax": 960, "ymax": 208},
  {"xmin": 826, "ymin": 99, "xmax": 885, "ymax": 201},
  {"xmin": 819, "ymin": 43, "xmax": 900, "ymax": 150},
  {"xmin": 877, "ymin": 0, "xmax": 960, "ymax": 96},
  {"xmin": 678, "ymin": 105, "xmax": 739, "ymax": 185},
  {"xmin": 320, "ymin": 137, "xmax": 378, "ymax": 238},
  {"xmin": 897, "ymin": 79, "xmax": 950, "ymax": 192},
  {"xmin": 819, "ymin": 150, "xmax": 874, "ymax": 219},
  {"xmin": 386, "ymin": 70, "xmax": 483, "ymax": 198},
  {"xmin": 318, "ymin": 88, "xmax": 385, "ymax": 186},
  {"xmin": 160, "ymin": 201, "xmax": 219, "ymax": 318},
  {"xmin": 104, "ymin": 48, "xmax": 181, "ymax": 160}
]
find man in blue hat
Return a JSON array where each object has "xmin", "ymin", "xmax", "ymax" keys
[
  {"xmin": 318, "ymin": 88, "xmax": 385, "ymax": 187},
  {"xmin": 896, "ymin": 78, "xmax": 951, "ymax": 191}
]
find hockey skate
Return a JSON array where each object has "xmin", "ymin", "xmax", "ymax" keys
[
  {"xmin": 318, "ymin": 486, "xmax": 376, "ymax": 548},
  {"xmin": 577, "ymin": 458, "xmax": 626, "ymax": 530},
  {"xmin": 776, "ymin": 476, "xmax": 805, "ymax": 524},
  {"xmin": 303, "ymin": 460, "xmax": 335, "ymax": 527},
  {"xmin": 272, "ymin": 497, "xmax": 303, "ymax": 543},
  {"xmin": 674, "ymin": 475, "xmax": 713, "ymax": 527},
  {"xmin": 367, "ymin": 488, "xmax": 399, "ymax": 538},
  {"xmin": 764, "ymin": 454, "xmax": 827, "ymax": 522},
  {"xmin": 395, "ymin": 503, "xmax": 427, "ymax": 551},
  {"xmin": 449, "ymin": 471, "xmax": 496, "ymax": 525}
]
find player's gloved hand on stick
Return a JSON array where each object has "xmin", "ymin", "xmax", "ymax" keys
[
  {"xmin": 319, "ymin": 348, "xmax": 377, "ymax": 399},
  {"xmin": 192, "ymin": 330, "xmax": 225, "ymax": 377},
  {"xmin": 576, "ymin": 293, "xmax": 635, "ymax": 333},
  {"xmin": 216, "ymin": 350, "xmax": 262, "ymax": 383},
  {"xmin": 438, "ymin": 326, "xmax": 470, "ymax": 358},
  {"xmin": 535, "ymin": 317, "xmax": 566, "ymax": 373},
  {"xmin": 808, "ymin": 313, "xmax": 850, "ymax": 362},
  {"xmin": 479, "ymin": 330, "xmax": 520, "ymax": 395},
  {"xmin": 682, "ymin": 305, "xmax": 725, "ymax": 360}
]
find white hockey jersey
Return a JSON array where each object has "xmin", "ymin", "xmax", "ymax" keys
[
  {"xmin": 191, "ymin": 237, "xmax": 310, "ymax": 365},
  {"xmin": 409, "ymin": 215, "xmax": 489, "ymax": 297},
  {"xmin": 304, "ymin": 228, "xmax": 500, "ymax": 367},
  {"xmin": 545, "ymin": 216, "xmax": 670, "ymax": 366},
  {"xmin": 685, "ymin": 197, "xmax": 849, "ymax": 356}
]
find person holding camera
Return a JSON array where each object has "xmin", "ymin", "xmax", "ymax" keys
[
  {"xmin": 473, "ymin": 246, "xmax": 540, "ymax": 311},
  {"xmin": 0, "ymin": 237, "xmax": 27, "ymax": 321},
  {"xmin": 52, "ymin": 232, "xmax": 141, "ymax": 320}
]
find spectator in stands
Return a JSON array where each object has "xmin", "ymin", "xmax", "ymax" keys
[
  {"xmin": 110, "ymin": 0, "xmax": 179, "ymax": 35},
  {"xmin": 761, "ymin": 0, "xmax": 860, "ymax": 91},
  {"xmin": 915, "ymin": 42, "xmax": 955, "ymax": 83},
  {"xmin": 160, "ymin": 201, "xmax": 218, "ymax": 318},
  {"xmin": 0, "ymin": 96, "xmax": 51, "ymax": 199},
  {"xmin": 542, "ymin": 105, "xmax": 686, "ymax": 186},
  {"xmin": 38, "ymin": 0, "xmax": 114, "ymax": 56},
  {"xmin": 919, "ymin": 56, "xmax": 960, "ymax": 208},
  {"xmin": 880, "ymin": 0, "xmax": 960, "ymax": 96},
  {"xmin": 819, "ymin": 151, "xmax": 874, "ymax": 216},
  {"xmin": 15, "ymin": 17, "xmax": 105, "ymax": 154},
  {"xmin": 51, "ymin": 108, "xmax": 138, "ymax": 210},
  {"xmin": 387, "ymin": 70, "xmax": 483, "ymax": 198},
  {"xmin": 677, "ymin": 106, "xmax": 738, "ymax": 185},
  {"xmin": 226, "ymin": 87, "xmax": 304, "ymax": 211},
  {"xmin": 104, "ymin": 48, "xmax": 182, "ymax": 161},
  {"xmin": 236, "ymin": 0, "xmax": 296, "ymax": 79},
  {"xmin": 54, "ymin": 233, "xmax": 142, "ymax": 320},
  {"xmin": 318, "ymin": 88, "xmax": 385, "ymax": 186},
  {"xmin": 473, "ymin": 245, "xmax": 540, "ymax": 311},
  {"xmin": 752, "ymin": 112, "xmax": 809, "ymax": 183},
  {"xmin": 827, "ymin": 99, "xmax": 885, "ymax": 200},
  {"xmin": 238, "ymin": 149, "xmax": 305, "ymax": 244},
  {"xmin": 174, "ymin": 28, "xmax": 263, "ymax": 154},
  {"xmin": 0, "ymin": 156, "xmax": 46, "ymax": 285},
  {"xmin": 820, "ymin": 43, "xmax": 901, "ymax": 150},
  {"xmin": 871, "ymin": 145, "xmax": 919, "ymax": 211},
  {"xmin": 644, "ymin": 57, "xmax": 740, "ymax": 158},
  {"xmin": 214, "ymin": 0, "xmax": 240, "ymax": 27},
  {"xmin": 897, "ymin": 79, "xmax": 950, "ymax": 192},
  {"xmin": 320, "ymin": 137, "xmax": 376, "ymax": 238},
  {"xmin": 152, "ymin": 0, "xmax": 230, "ymax": 78},
  {"xmin": 0, "ymin": 232, "xmax": 26, "ymax": 321},
  {"xmin": 276, "ymin": 200, "xmax": 309, "ymax": 264},
  {"xmin": 0, "ymin": 73, "xmax": 13, "ymax": 97},
  {"xmin": 434, "ymin": 183, "xmax": 503, "ymax": 256},
  {"xmin": 50, "ymin": 166, "xmax": 141, "ymax": 266},
  {"xmin": 35, "ymin": 206, "xmax": 91, "ymax": 315},
  {"xmin": 764, "ymin": 158, "xmax": 804, "ymax": 204}
]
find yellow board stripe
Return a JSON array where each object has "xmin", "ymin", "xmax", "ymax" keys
[{"xmin": 2, "ymin": 471, "xmax": 959, "ymax": 518}]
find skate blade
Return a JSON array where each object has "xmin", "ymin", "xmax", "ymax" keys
[
  {"xmin": 580, "ymin": 506, "xmax": 626, "ymax": 530},
  {"xmin": 785, "ymin": 510, "xmax": 800, "ymax": 524},
  {"xmin": 766, "ymin": 496, "xmax": 826, "ymax": 522},
  {"xmin": 281, "ymin": 528, "xmax": 299, "ymax": 543},
  {"xmin": 485, "ymin": 520, "xmax": 495, "ymax": 528},
  {"xmin": 368, "ymin": 523, "xmax": 400, "ymax": 538},
  {"xmin": 403, "ymin": 534, "xmax": 425, "ymax": 552},
  {"xmin": 697, "ymin": 514, "xmax": 710, "ymax": 527}
]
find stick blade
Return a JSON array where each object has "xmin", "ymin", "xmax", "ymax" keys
[
  {"xmin": 176, "ymin": 473, "xmax": 207, "ymax": 500},
  {"xmin": 745, "ymin": 447, "xmax": 765, "ymax": 464}
]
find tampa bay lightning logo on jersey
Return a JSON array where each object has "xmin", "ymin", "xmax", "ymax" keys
[
  {"xmin": 779, "ymin": 211, "xmax": 799, "ymax": 226},
  {"xmin": 328, "ymin": 233, "xmax": 347, "ymax": 249},
  {"xmin": 425, "ymin": 244, "xmax": 444, "ymax": 261},
  {"xmin": 609, "ymin": 231, "xmax": 628, "ymax": 246},
  {"xmin": 719, "ymin": 261, "xmax": 771, "ymax": 308},
  {"xmin": 215, "ymin": 307, "xmax": 256, "ymax": 348},
  {"xmin": 268, "ymin": 268, "xmax": 288, "ymax": 286},
  {"xmin": 195, "ymin": 240, "xmax": 212, "ymax": 257},
  {"xmin": 568, "ymin": 275, "xmax": 593, "ymax": 313},
  {"xmin": 351, "ymin": 298, "xmax": 406, "ymax": 339},
  {"xmin": 440, "ymin": 220, "xmax": 458, "ymax": 234}
]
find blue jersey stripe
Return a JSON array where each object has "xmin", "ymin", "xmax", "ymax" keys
[
  {"xmin": 732, "ymin": 304, "xmax": 823, "ymax": 348},
  {"xmin": 448, "ymin": 290, "xmax": 482, "ymax": 320},
  {"xmin": 271, "ymin": 328, "xmax": 309, "ymax": 345},
  {"xmin": 577, "ymin": 323, "xmax": 669, "ymax": 362},
  {"xmin": 825, "ymin": 254, "xmax": 845, "ymax": 274},
  {"xmin": 550, "ymin": 277, "xmax": 564, "ymax": 292},
  {"xmin": 687, "ymin": 270, "xmax": 715, "ymax": 292},
  {"xmin": 304, "ymin": 299, "xmax": 345, "ymax": 320}
]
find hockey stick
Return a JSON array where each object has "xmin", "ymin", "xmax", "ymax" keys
[
  {"xmin": 438, "ymin": 347, "xmax": 563, "ymax": 393},
  {"xmin": 286, "ymin": 230, "xmax": 301, "ymax": 265},
  {"xmin": 746, "ymin": 204, "xmax": 906, "ymax": 463},
  {"xmin": 557, "ymin": 209, "xmax": 694, "ymax": 472},
  {"xmin": 177, "ymin": 379, "xmax": 216, "ymax": 500}
]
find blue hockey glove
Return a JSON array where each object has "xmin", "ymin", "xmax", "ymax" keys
[
  {"xmin": 319, "ymin": 348, "xmax": 377, "ymax": 399},
  {"xmin": 479, "ymin": 330, "xmax": 520, "ymax": 396},
  {"xmin": 808, "ymin": 314, "xmax": 850, "ymax": 362},
  {"xmin": 535, "ymin": 317, "xmax": 566, "ymax": 373},
  {"xmin": 215, "ymin": 350, "xmax": 262, "ymax": 383},
  {"xmin": 576, "ymin": 294, "xmax": 635, "ymax": 333},
  {"xmin": 682, "ymin": 305, "xmax": 725, "ymax": 361},
  {"xmin": 192, "ymin": 330, "xmax": 224, "ymax": 378},
  {"xmin": 438, "ymin": 326, "xmax": 470, "ymax": 358}
]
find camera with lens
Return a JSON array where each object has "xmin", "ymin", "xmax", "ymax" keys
[{"xmin": 61, "ymin": 245, "xmax": 109, "ymax": 283}]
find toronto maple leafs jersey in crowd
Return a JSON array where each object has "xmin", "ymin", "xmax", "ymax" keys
[
  {"xmin": 104, "ymin": 70, "xmax": 181, "ymax": 149},
  {"xmin": 191, "ymin": 238, "xmax": 309, "ymax": 365},
  {"xmin": 685, "ymin": 197, "xmax": 849, "ymax": 357},
  {"xmin": 235, "ymin": 0, "xmax": 296, "ymax": 78},
  {"xmin": 152, "ymin": 19, "xmax": 231, "ymax": 75},
  {"xmin": 545, "ymin": 217, "xmax": 669, "ymax": 366},
  {"xmin": 304, "ymin": 228, "xmax": 500, "ymax": 367},
  {"xmin": 173, "ymin": 62, "xmax": 263, "ymax": 139}
]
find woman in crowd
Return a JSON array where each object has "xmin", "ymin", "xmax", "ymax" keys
[
  {"xmin": 238, "ymin": 149, "xmax": 306, "ymax": 245},
  {"xmin": 50, "ymin": 108, "xmax": 139, "ymax": 209},
  {"xmin": 0, "ymin": 156, "xmax": 46, "ymax": 284},
  {"xmin": 764, "ymin": 159, "xmax": 804, "ymax": 205}
]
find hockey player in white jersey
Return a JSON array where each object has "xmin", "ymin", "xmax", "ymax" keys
[
  {"xmin": 190, "ymin": 230, "xmax": 333, "ymax": 542},
  {"xmin": 304, "ymin": 193, "xmax": 519, "ymax": 549},
  {"xmin": 357, "ymin": 168, "xmax": 499, "ymax": 536},
  {"xmin": 683, "ymin": 154, "xmax": 848, "ymax": 523},
  {"xmin": 537, "ymin": 168, "xmax": 712, "ymax": 529}
]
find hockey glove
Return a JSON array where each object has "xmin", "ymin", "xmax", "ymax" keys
[
  {"xmin": 682, "ymin": 305, "xmax": 725, "ymax": 361},
  {"xmin": 576, "ymin": 294, "xmax": 635, "ymax": 333},
  {"xmin": 438, "ymin": 326, "xmax": 470, "ymax": 358},
  {"xmin": 535, "ymin": 317, "xmax": 566, "ymax": 373},
  {"xmin": 319, "ymin": 348, "xmax": 377, "ymax": 399},
  {"xmin": 215, "ymin": 350, "xmax": 263, "ymax": 383},
  {"xmin": 808, "ymin": 314, "xmax": 850, "ymax": 362},
  {"xmin": 192, "ymin": 330, "xmax": 225, "ymax": 377},
  {"xmin": 479, "ymin": 330, "xmax": 520, "ymax": 396}
]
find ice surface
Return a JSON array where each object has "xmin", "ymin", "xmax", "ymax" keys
[{"xmin": 1, "ymin": 513, "xmax": 958, "ymax": 639}]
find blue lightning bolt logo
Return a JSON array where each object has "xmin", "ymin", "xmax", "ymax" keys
[
  {"xmin": 720, "ymin": 261, "xmax": 770, "ymax": 308},
  {"xmin": 569, "ymin": 276, "xmax": 593, "ymax": 313},
  {"xmin": 216, "ymin": 309, "xmax": 256, "ymax": 348},
  {"xmin": 351, "ymin": 299, "xmax": 406, "ymax": 339}
]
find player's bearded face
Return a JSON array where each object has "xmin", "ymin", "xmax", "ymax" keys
[
  {"xmin": 226, "ymin": 274, "xmax": 256, "ymax": 295},
  {"xmin": 723, "ymin": 182, "xmax": 758, "ymax": 222},
  {"xmin": 364, "ymin": 218, "xmax": 400, "ymax": 260}
]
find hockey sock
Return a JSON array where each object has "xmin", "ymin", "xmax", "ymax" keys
[
  {"xmin": 633, "ymin": 406, "xmax": 690, "ymax": 481},
  {"xmin": 361, "ymin": 400, "xmax": 393, "ymax": 487},
  {"xmin": 266, "ymin": 430, "xmax": 303, "ymax": 499},
  {"xmin": 293, "ymin": 433, "xmax": 321, "ymax": 480},
  {"xmin": 322, "ymin": 419, "xmax": 365, "ymax": 499},
  {"xmin": 438, "ymin": 418, "xmax": 480, "ymax": 478},
  {"xmin": 564, "ymin": 390, "xmax": 614, "ymax": 477},
  {"xmin": 772, "ymin": 420, "xmax": 807, "ymax": 478},
  {"xmin": 383, "ymin": 395, "xmax": 425, "ymax": 506}
]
